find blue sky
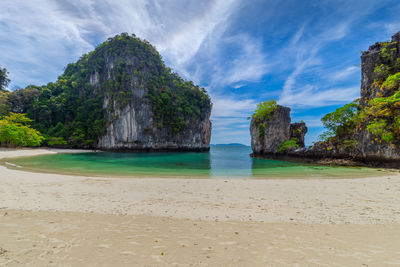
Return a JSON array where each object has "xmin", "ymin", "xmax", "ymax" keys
[{"xmin": 1, "ymin": 0, "xmax": 400, "ymax": 145}]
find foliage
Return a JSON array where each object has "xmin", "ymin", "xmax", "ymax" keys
[
  {"xmin": 319, "ymin": 39, "xmax": 400, "ymax": 146},
  {"xmin": 0, "ymin": 113, "xmax": 44, "ymax": 147},
  {"xmin": 1, "ymin": 33, "xmax": 211, "ymax": 146},
  {"xmin": 252, "ymin": 99, "xmax": 277, "ymax": 121},
  {"xmin": 46, "ymin": 136, "xmax": 68, "ymax": 146},
  {"xmin": 258, "ymin": 123, "xmax": 266, "ymax": 140},
  {"xmin": 381, "ymin": 72, "xmax": 400, "ymax": 90},
  {"xmin": 11, "ymin": 76, "xmax": 107, "ymax": 148},
  {"xmin": 320, "ymin": 102, "xmax": 358, "ymax": 139},
  {"xmin": 0, "ymin": 67, "xmax": 10, "ymax": 91},
  {"xmin": 146, "ymin": 72, "xmax": 211, "ymax": 134},
  {"xmin": 358, "ymin": 85, "xmax": 400, "ymax": 143},
  {"xmin": 342, "ymin": 139, "xmax": 359, "ymax": 149},
  {"xmin": 374, "ymin": 64, "xmax": 390, "ymax": 82},
  {"xmin": 0, "ymin": 91, "xmax": 11, "ymax": 116},
  {"xmin": 278, "ymin": 138, "xmax": 299, "ymax": 153},
  {"xmin": 366, "ymin": 119, "xmax": 394, "ymax": 142}
]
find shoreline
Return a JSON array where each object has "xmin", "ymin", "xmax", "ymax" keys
[
  {"xmin": 1, "ymin": 148, "xmax": 400, "ymax": 265},
  {"xmin": 1, "ymin": 148, "xmax": 400, "ymax": 223},
  {"xmin": 251, "ymin": 151, "xmax": 400, "ymax": 169},
  {"xmin": 1, "ymin": 147, "xmax": 397, "ymax": 180}
]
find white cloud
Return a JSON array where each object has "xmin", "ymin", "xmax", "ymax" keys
[
  {"xmin": 210, "ymin": 34, "xmax": 269, "ymax": 87},
  {"xmin": 0, "ymin": 0, "xmax": 242, "ymax": 87},
  {"xmin": 278, "ymin": 22, "xmax": 354, "ymax": 107},
  {"xmin": 211, "ymin": 94, "xmax": 256, "ymax": 117},
  {"xmin": 329, "ymin": 66, "xmax": 360, "ymax": 81},
  {"xmin": 209, "ymin": 93, "xmax": 257, "ymax": 144},
  {"xmin": 384, "ymin": 22, "xmax": 400, "ymax": 35},
  {"xmin": 154, "ymin": 0, "xmax": 239, "ymax": 71},
  {"xmin": 279, "ymin": 85, "xmax": 359, "ymax": 107}
]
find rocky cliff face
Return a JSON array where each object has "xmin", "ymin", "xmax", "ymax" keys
[
  {"xmin": 299, "ymin": 32, "xmax": 400, "ymax": 164},
  {"xmin": 87, "ymin": 34, "xmax": 212, "ymax": 151},
  {"xmin": 352, "ymin": 32, "xmax": 400, "ymax": 159},
  {"xmin": 250, "ymin": 105, "xmax": 307, "ymax": 154},
  {"xmin": 11, "ymin": 34, "xmax": 212, "ymax": 150},
  {"xmin": 360, "ymin": 32, "xmax": 400, "ymax": 106},
  {"xmin": 98, "ymin": 98, "xmax": 211, "ymax": 151}
]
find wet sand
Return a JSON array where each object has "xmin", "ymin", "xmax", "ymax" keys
[{"xmin": 1, "ymin": 148, "xmax": 400, "ymax": 266}]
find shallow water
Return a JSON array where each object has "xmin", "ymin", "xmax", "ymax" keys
[{"xmin": 4, "ymin": 145, "xmax": 392, "ymax": 178}]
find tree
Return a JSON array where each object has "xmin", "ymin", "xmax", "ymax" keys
[
  {"xmin": 0, "ymin": 113, "xmax": 44, "ymax": 147},
  {"xmin": 0, "ymin": 67, "xmax": 10, "ymax": 91},
  {"xmin": 320, "ymin": 102, "xmax": 358, "ymax": 140},
  {"xmin": 252, "ymin": 99, "xmax": 277, "ymax": 121},
  {"xmin": 0, "ymin": 91, "xmax": 11, "ymax": 116}
]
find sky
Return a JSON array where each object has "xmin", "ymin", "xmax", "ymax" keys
[{"xmin": 1, "ymin": 0, "xmax": 400, "ymax": 145}]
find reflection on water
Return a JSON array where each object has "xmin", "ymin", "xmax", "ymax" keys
[
  {"xmin": 5, "ymin": 144, "xmax": 391, "ymax": 178},
  {"xmin": 210, "ymin": 145, "xmax": 252, "ymax": 177}
]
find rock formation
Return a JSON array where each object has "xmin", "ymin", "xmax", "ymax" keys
[
  {"xmin": 91, "ymin": 36, "xmax": 211, "ymax": 150},
  {"xmin": 5, "ymin": 33, "xmax": 212, "ymax": 151},
  {"xmin": 301, "ymin": 32, "xmax": 400, "ymax": 163},
  {"xmin": 94, "ymin": 35, "xmax": 212, "ymax": 151},
  {"xmin": 265, "ymin": 31, "xmax": 400, "ymax": 166},
  {"xmin": 250, "ymin": 104, "xmax": 307, "ymax": 155}
]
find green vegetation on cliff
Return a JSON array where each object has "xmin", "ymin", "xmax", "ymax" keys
[
  {"xmin": 146, "ymin": 70, "xmax": 211, "ymax": 134},
  {"xmin": 278, "ymin": 138, "xmax": 299, "ymax": 153},
  {"xmin": 359, "ymin": 83, "xmax": 400, "ymax": 143},
  {"xmin": 320, "ymin": 37, "xmax": 400, "ymax": 147},
  {"xmin": 0, "ymin": 33, "xmax": 211, "ymax": 148},
  {"xmin": 252, "ymin": 99, "xmax": 277, "ymax": 121}
]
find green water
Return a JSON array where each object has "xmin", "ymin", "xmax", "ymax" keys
[{"xmin": 4, "ymin": 145, "xmax": 393, "ymax": 178}]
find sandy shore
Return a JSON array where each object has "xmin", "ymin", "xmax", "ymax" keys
[{"xmin": 1, "ymin": 148, "xmax": 400, "ymax": 266}]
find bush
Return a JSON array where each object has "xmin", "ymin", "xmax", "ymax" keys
[
  {"xmin": 252, "ymin": 99, "xmax": 277, "ymax": 121},
  {"xmin": 278, "ymin": 138, "xmax": 299, "ymax": 153},
  {"xmin": 0, "ymin": 113, "xmax": 44, "ymax": 147},
  {"xmin": 320, "ymin": 102, "xmax": 358, "ymax": 140}
]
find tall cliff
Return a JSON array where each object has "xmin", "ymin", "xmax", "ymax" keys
[
  {"xmin": 5, "ymin": 33, "xmax": 212, "ymax": 150},
  {"xmin": 250, "ymin": 101, "xmax": 307, "ymax": 155},
  {"xmin": 90, "ymin": 34, "xmax": 212, "ymax": 150},
  {"xmin": 353, "ymin": 31, "xmax": 400, "ymax": 159},
  {"xmin": 302, "ymin": 31, "xmax": 400, "ymax": 164}
]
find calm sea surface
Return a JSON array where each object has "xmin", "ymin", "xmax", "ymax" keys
[{"xmin": 5, "ymin": 145, "xmax": 392, "ymax": 178}]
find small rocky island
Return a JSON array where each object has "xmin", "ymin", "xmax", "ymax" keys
[
  {"xmin": 250, "ymin": 100, "xmax": 307, "ymax": 155},
  {"xmin": 251, "ymin": 32, "xmax": 400, "ymax": 167},
  {"xmin": 0, "ymin": 33, "xmax": 212, "ymax": 151}
]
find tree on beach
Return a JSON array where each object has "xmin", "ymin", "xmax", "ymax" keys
[
  {"xmin": 0, "ymin": 67, "xmax": 10, "ymax": 91},
  {"xmin": 0, "ymin": 112, "xmax": 44, "ymax": 147}
]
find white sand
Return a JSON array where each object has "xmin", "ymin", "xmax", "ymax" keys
[{"xmin": 1, "ymin": 148, "xmax": 400, "ymax": 266}]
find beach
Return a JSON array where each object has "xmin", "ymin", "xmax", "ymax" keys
[{"xmin": 1, "ymin": 149, "xmax": 400, "ymax": 266}]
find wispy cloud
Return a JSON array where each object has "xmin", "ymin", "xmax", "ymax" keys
[
  {"xmin": 1, "ymin": 0, "xmax": 398, "ymax": 145},
  {"xmin": 211, "ymin": 95, "xmax": 256, "ymax": 117},
  {"xmin": 384, "ymin": 22, "xmax": 400, "ymax": 35},
  {"xmin": 278, "ymin": 22, "xmax": 354, "ymax": 107},
  {"xmin": 280, "ymin": 85, "xmax": 359, "ymax": 107},
  {"xmin": 329, "ymin": 66, "xmax": 360, "ymax": 81},
  {"xmin": 210, "ymin": 93, "xmax": 256, "ymax": 144},
  {"xmin": 0, "ymin": 0, "xmax": 242, "ymax": 87},
  {"xmin": 209, "ymin": 34, "xmax": 269, "ymax": 87}
]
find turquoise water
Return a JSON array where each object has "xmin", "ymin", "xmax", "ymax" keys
[{"xmin": 4, "ymin": 145, "xmax": 392, "ymax": 178}]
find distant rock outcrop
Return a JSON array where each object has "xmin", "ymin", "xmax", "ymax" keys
[
  {"xmin": 250, "ymin": 104, "xmax": 307, "ymax": 155},
  {"xmin": 290, "ymin": 122, "xmax": 307, "ymax": 148}
]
